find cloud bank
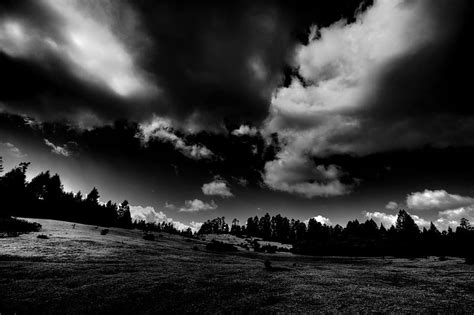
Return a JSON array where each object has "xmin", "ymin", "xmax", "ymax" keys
[
  {"xmin": 130, "ymin": 205, "xmax": 202, "ymax": 232},
  {"xmin": 407, "ymin": 189, "xmax": 474, "ymax": 211},
  {"xmin": 263, "ymin": 0, "xmax": 473, "ymax": 198}
]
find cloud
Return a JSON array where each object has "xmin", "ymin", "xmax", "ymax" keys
[
  {"xmin": 263, "ymin": 0, "xmax": 473, "ymax": 197},
  {"xmin": 202, "ymin": 178, "xmax": 234, "ymax": 198},
  {"xmin": 0, "ymin": 0, "xmax": 302, "ymax": 129},
  {"xmin": 0, "ymin": 142, "xmax": 27, "ymax": 159},
  {"xmin": 179, "ymin": 199, "xmax": 217, "ymax": 213},
  {"xmin": 44, "ymin": 139, "xmax": 71, "ymax": 157},
  {"xmin": 164, "ymin": 202, "xmax": 176, "ymax": 210},
  {"xmin": 364, "ymin": 211, "xmax": 397, "ymax": 228},
  {"xmin": 44, "ymin": 0, "xmax": 156, "ymax": 98},
  {"xmin": 0, "ymin": 1, "xmax": 155, "ymax": 97},
  {"xmin": 129, "ymin": 205, "xmax": 201, "ymax": 232},
  {"xmin": 305, "ymin": 215, "xmax": 332, "ymax": 226},
  {"xmin": 138, "ymin": 116, "xmax": 214, "ymax": 160},
  {"xmin": 435, "ymin": 206, "xmax": 474, "ymax": 231},
  {"xmin": 231, "ymin": 125, "xmax": 258, "ymax": 137},
  {"xmin": 364, "ymin": 210, "xmax": 430, "ymax": 229},
  {"xmin": 406, "ymin": 189, "xmax": 474, "ymax": 211},
  {"xmin": 0, "ymin": 0, "xmax": 159, "ymax": 125},
  {"xmin": 385, "ymin": 201, "xmax": 398, "ymax": 210},
  {"xmin": 263, "ymin": 151, "xmax": 352, "ymax": 198}
]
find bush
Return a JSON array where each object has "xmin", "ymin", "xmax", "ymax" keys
[
  {"xmin": 0, "ymin": 217, "xmax": 41, "ymax": 236},
  {"xmin": 261, "ymin": 244, "xmax": 277, "ymax": 254},
  {"xmin": 100, "ymin": 229, "xmax": 109, "ymax": 235},
  {"xmin": 206, "ymin": 240, "xmax": 238, "ymax": 252},
  {"xmin": 143, "ymin": 233, "xmax": 155, "ymax": 241},
  {"xmin": 37, "ymin": 234, "xmax": 49, "ymax": 239}
]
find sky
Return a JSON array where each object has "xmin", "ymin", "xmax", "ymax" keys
[{"xmin": 1, "ymin": 0, "xmax": 474, "ymax": 232}]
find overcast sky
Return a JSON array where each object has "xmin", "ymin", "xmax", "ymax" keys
[{"xmin": 1, "ymin": 0, "xmax": 473, "ymax": 231}]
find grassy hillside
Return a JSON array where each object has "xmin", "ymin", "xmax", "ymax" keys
[{"xmin": 0, "ymin": 219, "xmax": 473, "ymax": 313}]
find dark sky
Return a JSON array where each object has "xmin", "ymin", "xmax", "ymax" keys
[{"xmin": 1, "ymin": 0, "xmax": 473, "ymax": 231}]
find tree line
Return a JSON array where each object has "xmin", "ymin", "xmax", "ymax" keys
[
  {"xmin": 0, "ymin": 159, "xmax": 132, "ymax": 228},
  {"xmin": 199, "ymin": 212, "xmax": 474, "ymax": 258},
  {"xmin": 0, "ymin": 159, "xmax": 193, "ymax": 237},
  {"xmin": 2, "ymin": 158, "xmax": 473, "ymax": 258}
]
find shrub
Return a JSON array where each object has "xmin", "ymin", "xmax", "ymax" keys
[
  {"xmin": 0, "ymin": 217, "xmax": 41, "ymax": 236},
  {"xmin": 37, "ymin": 234, "xmax": 49, "ymax": 239},
  {"xmin": 100, "ymin": 229, "xmax": 109, "ymax": 235},
  {"xmin": 206, "ymin": 240, "xmax": 237, "ymax": 252},
  {"xmin": 143, "ymin": 233, "xmax": 155, "ymax": 241},
  {"xmin": 261, "ymin": 244, "xmax": 277, "ymax": 254}
]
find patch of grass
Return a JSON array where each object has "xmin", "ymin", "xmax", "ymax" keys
[
  {"xmin": 264, "ymin": 259, "xmax": 291, "ymax": 272},
  {"xmin": 1, "ymin": 218, "xmax": 473, "ymax": 314}
]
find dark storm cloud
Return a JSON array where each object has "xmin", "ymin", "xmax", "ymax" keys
[{"xmin": 0, "ymin": 0, "xmax": 370, "ymax": 129}]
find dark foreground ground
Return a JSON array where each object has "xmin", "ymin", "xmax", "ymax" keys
[{"xmin": 1, "ymin": 219, "xmax": 473, "ymax": 314}]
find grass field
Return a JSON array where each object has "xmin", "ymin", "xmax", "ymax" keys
[{"xmin": 1, "ymin": 219, "xmax": 473, "ymax": 313}]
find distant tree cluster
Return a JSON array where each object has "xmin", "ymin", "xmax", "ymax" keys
[
  {"xmin": 200, "ymin": 211, "xmax": 474, "ymax": 258},
  {"xmin": 0, "ymin": 159, "xmax": 132, "ymax": 228},
  {"xmin": 132, "ymin": 219, "xmax": 193, "ymax": 237},
  {"xmin": 198, "ymin": 217, "xmax": 229, "ymax": 234}
]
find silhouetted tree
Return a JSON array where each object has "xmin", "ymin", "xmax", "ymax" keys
[
  {"xmin": 86, "ymin": 187, "xmax": 100, "ymax": 205},
  {"xmin": 117, "ymin": 200, "xmax": 132, "ymax": 228},
  {"xmin": 396, "ymin": 210, "xmax": 420, "ymax": 238}
]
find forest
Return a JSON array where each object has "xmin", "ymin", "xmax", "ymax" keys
[
  {"xmin": 198, "ymin": 212, "xmax": 474, "ymax": 259},
  {"xmin": 1, "ymin": 158, "xmax": 473, "ymax": 259}
]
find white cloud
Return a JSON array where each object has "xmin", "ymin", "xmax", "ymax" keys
[
  {"xmin": 261, "ymin": 0, "xmax": 443, "ymax": 198},
  {"xmin": 364, "ymin": 211, "xmax": 397, "ymax": 228},
  {"xmin": 0, "ymin": 142, "xmax": 27, "ymax": 159},
  {"xmin": 264, "ymin": 0, "xmax": 438, "ymax": 154},
  {"xmin": 179, "ymin": 199, "xmax": 217, "ymax": 213},
  {"xmin": 0, "ymin": 1, "xmax": 156, "ymax": 98},
  {"xmin": 435, "ymin": 206, "xmax": 474, "ymax": 231},
  {"xmin": 305, "ymin": 215, "xmax": 332, "ymax": 226},
  {"xmin": 138, "ymin": 116, "xmax": 214, "ymax": 160},
  {"xmin": 44, "ymin": 139, "xmax": 70, "ymax": 157},
  {"xmin": 385, "ymin": 201, "xmax": 398, "ymax": 210},
  {"xmin": 130, "ymin": 205, "xmax": 201, "ymax": 232},
  {"xmin": 366, "ymin": 203, "xmax": 474, "ymax": 231},
  {"xmin": 263, "ymin": 150, "xmax": 351, "ymax": 198},
  {"xmin": 231, "ymin": 125, "xmax": 258, "ymax": 136},
  {"xmin": 365, "ymin": 210, "xmax": 430, "ymax": 229},
  {"xmin": 164, "ymin": 202, "xmax": 176, "ymax": 210},
  {"xmin": 202, "ymin": 178, "xmax": 234, "ymax": 198},
  {"xmin": 411, "ymin": 214, "xmax": 430, "ymax": 229},
  {"xmin": 406, "ymin": 189, "xmax": 474, "ymax": 211}
]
